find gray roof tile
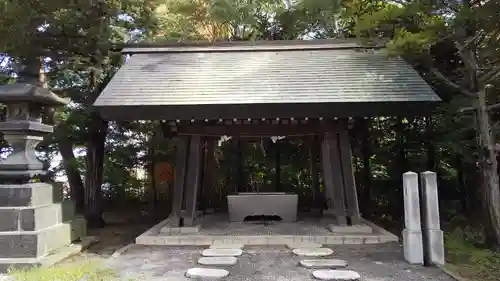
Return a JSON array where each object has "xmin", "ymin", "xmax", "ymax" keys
[{"xmin": 94, "ymin": 42, "xmax": 440, "ymax": 119}]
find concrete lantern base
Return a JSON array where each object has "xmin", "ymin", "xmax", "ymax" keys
[{"xmin": 0, "ymin": 182, "xmax": 86, "ymax": 272}]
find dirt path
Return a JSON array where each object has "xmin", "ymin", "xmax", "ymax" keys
[{"xmin": 57, "ymin": 210, "xmax": 158, "ymax": 265}]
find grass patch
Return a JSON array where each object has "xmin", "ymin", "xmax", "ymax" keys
[
  {"xmin": 7, "ymin": 261, "xmax": 128, "ymax": 281},
  {"xmin": 445, "ymin": 228, "xmax": 500, "ymax": 281}
]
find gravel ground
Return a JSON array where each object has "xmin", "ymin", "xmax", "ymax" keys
[{"xmin": 104, "ymin": 242, "xmax": 455, "ymax": 281}]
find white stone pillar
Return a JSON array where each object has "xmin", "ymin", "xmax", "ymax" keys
[
  {"xmin": 402, "ymin": 171, "xmax": 424, "ymax": 265},
  {"xmin": 420, "ymin": 171, "xmax": 445, "ymax": 266}
]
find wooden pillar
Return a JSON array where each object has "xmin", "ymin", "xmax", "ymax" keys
[
  {"xmin": 320, "ymin": 129, "xmax": 347, "ymax": 225},
  {"xmin": 309, "ymin": 135, "xmax": 322, "ymax": 211},
  {"xmin": 235, "ymin": 139, "xmax": 244, "ymax": 193},
  {"xmin": 197, "ymin": 139, "xmax": 207, "ymax": 211},
  {"xmin": 183, "ymin": 135, "xmax": 203, "ymax": 226},
  {"xmin": 170, "ymin": 136, "xmax": 189, "ymax": 227},
  {"xmin": 202, "ymin": 137, "xmax": 216, "ymax": 212},
  {"xmin": 338, "ymin": 123, "xmax": 361, "ymax": 225},
  {"xmin": 275, "ymin": 141, "xmax": 281, "ymax": 192}
]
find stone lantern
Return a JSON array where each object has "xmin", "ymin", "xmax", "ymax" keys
[
  {"xmin": 0, "ymin": 83, "xmax": 69, "ymax": 182},
  {"xmin": 0, "ymin": 81, "xmax": 86, "ymax": 272}
]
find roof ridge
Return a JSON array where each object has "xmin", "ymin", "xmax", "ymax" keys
[{"xmin": 119, "ymin": 39, "xmax": 388, "ymax": 54}]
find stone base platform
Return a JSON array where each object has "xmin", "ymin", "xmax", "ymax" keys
[
  {"xmin": 136, "ymin": 214, "xmax": 398, "ymax": 246},
  {"xmin": 0, "ymin": 236, "xmax": 98, "ymax": 272},
  {"xmin": 0, "ymin": 182, "xmax": 87, "ymax": 272}
]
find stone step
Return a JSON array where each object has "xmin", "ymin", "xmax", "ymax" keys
[
  {"xmin": 0, "ymin": 183, "xmax": 63, "ymax": 207},
  {"xmin": 286, "ymin": 243, "xmax": 322, "ymax": 249},
  {"xmin": 312, "ymin": 270, "xmax": 361, "ymax": 280},
  {"xmin": 0, "ymin": 217, "xmax": 86, "ymax": 259},
  {"xmin": 299, "ymin": 259, "xmax": 348, "ymax": 269},
  {"xmin": 209, "ymin": 243, "xmax": 244, "ymax": 249},
  {"xmin": 202, "ymin": 249, "xmax": 243, "ymax": 257},
  {"xmin": 0, "ymin": 200, "xmax": 76, "ymax": 232},
  {"xmin": 186, "ymin": 268, "xmax": 229, "ymax": 279},
  {"xmin": 160, "ymin": 225, "xmax": 200, "ymax": 235},
  {"xmin": 292, "ymin": 248, "xmax": 333, "ymax": 257},
  {"xmin": 329, "ymin": 224, "xmax": 372, "ymax": 234},
  {"xmin": 198, "ymin": 257, "xmax": 238, "ymax": 266}
]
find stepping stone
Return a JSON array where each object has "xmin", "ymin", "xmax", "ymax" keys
[
  {"xmin": 292, "ymin": 248, "xmax": 333, "ymax": 257},
  {"xmin": 312, "ymin": 270, "xmax": 361, "ymax": 280},
  {"xmin": 209, "ymin": 243, "xmax": 244, "ymax": 249},
  {"xmin": 186, "ymin": 268, "xmax": 229, "ymax": 279},
  {"xmin": 198, "ymin": 256, "xmax": 238, "ymax": 266},
  {"xmin": 202, "ymin": 248, "xmax": 243, "ymax": 257},
  {"xmin": 300, "ymin": 259, "xmax": 348, "ymax": 269},
  {"xmin": 286, "ymin": 243, "xmax": 322, "ymax": 249}
]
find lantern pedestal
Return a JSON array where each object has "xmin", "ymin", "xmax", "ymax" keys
[{"xmin": 0, "ymin": 182, "xmax": 87, "ymax": 272}]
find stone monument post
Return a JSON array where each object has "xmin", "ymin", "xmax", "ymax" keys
[
  {"xmin": 0, "ymin": 80, "xmax": 86, "ymax": 271},
  {"xmin": 402, "ymin": 171, "xmax": 424, "ymax": 264},
  {"xmin": 420, "ymin": 171, "xmax": 445, "ymax": 266}
]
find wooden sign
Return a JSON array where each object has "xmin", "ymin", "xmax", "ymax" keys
[{"xmin": 154, "ymin": 161, "xmax": 174, "ymax": 184}]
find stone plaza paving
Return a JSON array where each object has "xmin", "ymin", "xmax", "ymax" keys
[
  {"xmin": 103, "ymin": 243, "xmax": 455, "ymax": 281},
  {"xmin": 136, "ymin": 214, "xmax": 398, "ymax": 246}
]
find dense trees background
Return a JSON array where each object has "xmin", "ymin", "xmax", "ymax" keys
[{"xmin": 1, "ymin": 0, "xmax": 500, "ymax": 279}]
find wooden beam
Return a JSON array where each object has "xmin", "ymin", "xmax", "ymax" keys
[
  {"xmin": 201, "ymin": 137, "xmax": 216, "ymax": 211},
  {"xmin": 309, "ymin": 135, "xmax": 322, "ymax": 212},
  {"xmin": 236, "ymin": 140, "xmax": 245, "ymax": 192},
  {"xmin": 320, "ymin": 131, "xmax": 347, "ymax": 225},
  {"xmin": 182, "ymin": 135, "xmax": 203, "ymax": 226},
  {"xmin": 176, "ymin": 121, "xmax": 340, "ymax": 137},
  {"xmin": 169, "ymin": 136, "xmax": 189, "ymax": 227},
  {"xmin": 275, "ymin": 141, "xmax": 281, "ymax": 192},
  {"xmin": 338, "ymin": 127, "xmax": 361, "ymax": 225}
]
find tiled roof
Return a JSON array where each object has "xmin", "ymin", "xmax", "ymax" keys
[{"xmin": 93, "ymin": 40, "xmax": 441, "ymax": 120}]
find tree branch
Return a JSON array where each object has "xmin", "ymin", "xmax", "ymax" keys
[
  {"xmin": 442, "ymin": 0, "xmax": 459, "ymax": 12},
  {"xmin": 459, "ymin": 106, "xmax": 476, "ymax": 113},
  {"xmin": 460, "ymin": 99, "xmax": 500, "ymax": 114},
  {"xmin": 488, "ymin": 103, "xmax": 500, "ymax": 111},
  {"xmin": 455, "ymin": 30, "xmax": 485, "ymax": 53},
  {"xmin": 480, "ymin": 64, "xmax": 500, "ymax": 85},
  {"xmin": 454, "ymin": 41, "xmax": 479, "ymax": 71},
  {"xmin": 430, "ymin": 68, "xmax": 476, "ymax": 97}
]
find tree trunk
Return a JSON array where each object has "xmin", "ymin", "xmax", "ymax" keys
[
  {"xmin": 46, "ymin": 100, "xmax": 85, "ymax": 213},
  {"xmin": 457, "ymin": 0, "xmax": 500, "ymax": 250},
  {"xmin": 84, "ymin": 113, "xmax": 108, "ymax": 229},
  {"xmin": 395, "ymin": 117, "xmax": 408, "ymax": 226},
  {"xmin": 455, "ymin": 154, "xmax": 471, "ymax": 213},
  {"xmin": 59, "ymin": 139, "xmax": 85, "ymax": 213},
  {"xmin": 46, "ymin": 92, "xmax": 85, "ymax": 213},
  {"xmin": 477, "ymin": 90, "xmax": 500, "ymax": 250},
  {"xmin": 425, "ymin": 116, "xmax": 437, "ymax": 171}
]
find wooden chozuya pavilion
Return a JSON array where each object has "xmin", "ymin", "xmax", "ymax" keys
[{"xmin": 93, "ymin": 39, "xmax": 441, "ymax": 229}]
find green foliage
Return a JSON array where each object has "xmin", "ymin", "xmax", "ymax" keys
[
  {"xmin": 354, "ymin": 1, "xmax": 447, "ymax": 57},
  {"xmin": 445, "ymin": 228, "xmax": 500, "ymax": 281},
  {"xmin": 1, "ymin": 1, "xmax": 500, "ymax": 279},
  {"xmin": 7, "ymin": 262, "xmax": 125, "ymax": 281},
  {"xmin": 154, "ymin": 0, "xmax": 341, "ymax": 41}
]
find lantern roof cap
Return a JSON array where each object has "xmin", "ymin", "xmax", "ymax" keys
[{"xmin": 0, "ymin": 83, "xmax": 70, "ymax": 106}]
